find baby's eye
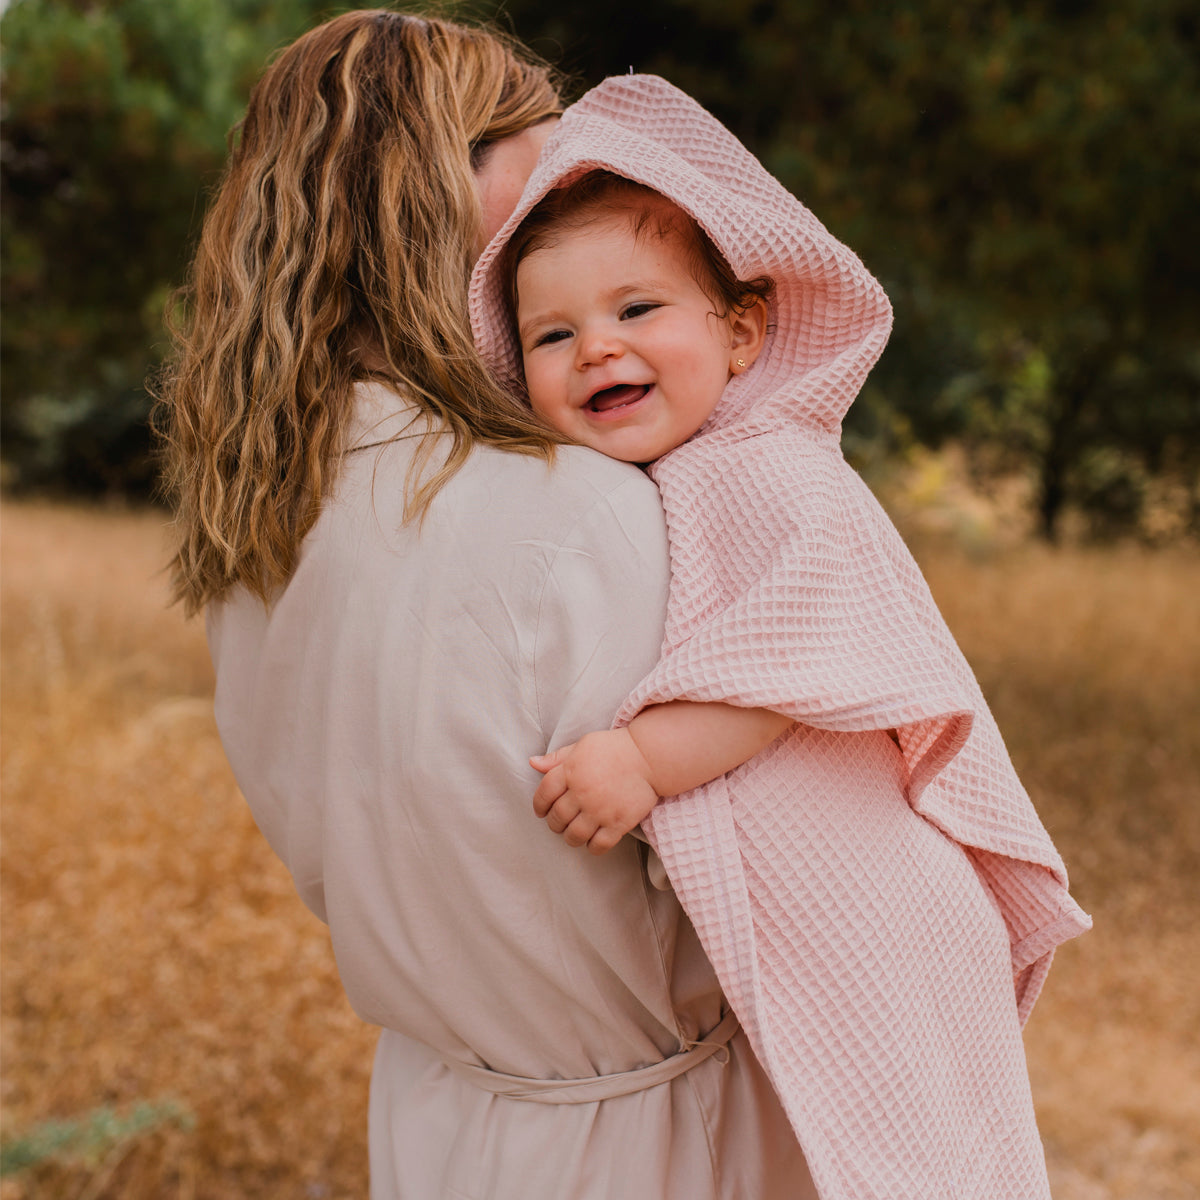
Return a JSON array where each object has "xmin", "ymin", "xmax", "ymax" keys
[
  {"xmin": 619, "ymin": 302, "xmax": 660, "ymax": 321},
  {"xmin": 531, "ymin": 329, "xmax": 572, "ymax": 348}
]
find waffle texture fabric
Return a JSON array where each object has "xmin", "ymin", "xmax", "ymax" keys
[{"xmin": 471, "ymin": 75, "xmax": 1091, "ymax": 1200}]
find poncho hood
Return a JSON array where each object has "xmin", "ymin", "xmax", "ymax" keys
[{"xmin": 470, "ymin": 73, "xmax": 892, "ymax": 440}]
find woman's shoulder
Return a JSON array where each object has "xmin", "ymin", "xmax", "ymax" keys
[
  {"xmin": 340, "ymin": 383, "xmax": 665, "ymax": 551},
  {"xmin": 493, "ymin": 440, "xmax": 660, "ymax": 506},
  {"xmin": 469, "ymin": 442, "xmax": 667, "ymax": 553}
]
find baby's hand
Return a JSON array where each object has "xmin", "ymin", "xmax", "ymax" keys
[{"xmin": 530, "ymin": 729, "xmax": 659, "ymax": 855}]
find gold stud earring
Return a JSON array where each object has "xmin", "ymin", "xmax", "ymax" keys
[{"xmin": 736, "ymin": 358, "xmax": 746, "ymax": 369}]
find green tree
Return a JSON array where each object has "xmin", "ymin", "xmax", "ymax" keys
[
  {"xmin": 3, "ymin": 0, "xmax": 1196, "ymax": 536},
  {"xmin": 1, "ymin": 0, "xmax": 330, "ymax": 492},
  {"xmin": 495, "ymin": 0, "xmax": 1200, "ymax": 538}
]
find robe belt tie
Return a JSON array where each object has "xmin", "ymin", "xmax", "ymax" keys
[{"xmin": 443, "ymin": 1009, "xmax": 739, "ymax": 1105}]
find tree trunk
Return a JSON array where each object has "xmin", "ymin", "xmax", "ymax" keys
[
  {"xmin": 1036, "ymin": 351, "xmax": 1105, "ymax": 542},
  {"xmin": 1037, "ymin": 395, "xmax": 1076, "ymax": 542}
]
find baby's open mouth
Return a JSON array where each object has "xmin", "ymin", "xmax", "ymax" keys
[{"xmin": 587, "ymin": 384, "xmax": 651, "ymax": 414}]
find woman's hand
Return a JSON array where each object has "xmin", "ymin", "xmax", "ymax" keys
[{"xmin": 530, "ymin": 730, "xmax": 659, "ymax": 855}]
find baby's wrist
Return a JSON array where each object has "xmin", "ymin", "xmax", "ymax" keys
[{"xmin": 621, "ymin": 724, "xmax": 662, "ymax": 796}]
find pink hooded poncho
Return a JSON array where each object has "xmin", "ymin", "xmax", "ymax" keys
[{"xmin": 471, "ymin": 75, "xmax": 1090, "ymax": 1200}]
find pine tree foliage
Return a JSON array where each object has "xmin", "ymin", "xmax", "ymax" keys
[{"xmin": 3, "ymin": 0, "xmax": 1196, "ymax": 536}]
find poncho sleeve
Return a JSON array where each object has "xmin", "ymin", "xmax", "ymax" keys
[
  {"xmin": 616, "ymin": 425, "xmax": 1090, "ymax": 1019},
  {"xmin": 615, "ymin": 426, "xmax": 975, "ymax": 800}
]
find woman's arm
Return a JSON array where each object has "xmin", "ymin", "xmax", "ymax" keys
[{"xmin": 530, "ymin": 701, "xmax": 793, "ymax": 854}]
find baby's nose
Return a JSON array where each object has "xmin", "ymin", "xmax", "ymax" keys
[{"xmin": 575, "ymin": 327, "xmax": 624, "ymax": 367}]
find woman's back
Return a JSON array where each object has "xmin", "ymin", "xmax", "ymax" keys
[{"xmin": 207, "ymin": 383, "xmax": 813, "ymax": 1198}]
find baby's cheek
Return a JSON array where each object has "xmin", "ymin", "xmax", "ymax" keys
[
  {"xmin": 525, "ymin": 386, "xmax": 551, "ymax": 422},
  {"xmin": 525, "ymin": 377, "xmax": 565, "ymax": 426}
]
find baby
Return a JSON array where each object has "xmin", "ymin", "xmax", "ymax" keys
[
  {"xmin": 470, "ymin": 75, "xmax": 1089, "ymax": 1199},
  {"xmin": 508, "ymin": 171, "xmax": 794, "ymax": 853}
]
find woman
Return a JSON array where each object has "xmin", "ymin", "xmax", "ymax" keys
[{"xmin": 156, "ymin": 11, "xmax": 813, "ymax": 1198}]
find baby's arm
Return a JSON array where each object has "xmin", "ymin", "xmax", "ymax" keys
[{"xmin": 530, "ymin": 701, "xmax": 793, "ymax": 855}]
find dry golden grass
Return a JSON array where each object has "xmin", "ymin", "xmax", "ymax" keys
[
  {"xmin": 918, "ymin": 540, "xmax": 1200, "ymax": 1199},
  {"xmin": 1, "ymin": 503, "xmax": 375, "ymax": 1199},
  {"xmin": 2, "ymin": 500, "xmax": 1197, "ymax": 1198}
]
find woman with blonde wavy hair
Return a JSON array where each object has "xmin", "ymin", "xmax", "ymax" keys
[{"xmin": 156, "ymin": 9, "xmax": 812, "ymax": 1198}]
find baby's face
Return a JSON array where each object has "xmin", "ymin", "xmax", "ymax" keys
[{"xmin": 515, "ymin": 214, "xmax": 745, "ymax": 464}]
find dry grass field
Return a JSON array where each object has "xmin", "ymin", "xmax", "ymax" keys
[{"xmin": 2, "ymin": 500, "xmax": 1198, "ymax": 1199}]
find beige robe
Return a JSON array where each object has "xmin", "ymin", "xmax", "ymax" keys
[{"xmin": 207, "ymin": 382, "xmax": 814, "ymax": 1199}]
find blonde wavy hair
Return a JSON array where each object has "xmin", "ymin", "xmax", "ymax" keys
[{"xmin": 155, "ymin": 9, "xmax": 564, "ymax": 615}]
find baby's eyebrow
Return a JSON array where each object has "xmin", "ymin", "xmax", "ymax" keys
[
  {"xmin": 611, "ymin": 278, "xmax": 673, "ymax": 296},
  {"xmin": 516, "ymin": 309, "xmax": 567, "ymax": 342}
]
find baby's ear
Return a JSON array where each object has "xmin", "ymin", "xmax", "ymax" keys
[{"xmin": 728, "ymin": 297, "xmax": 768, "ymax": 374}]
